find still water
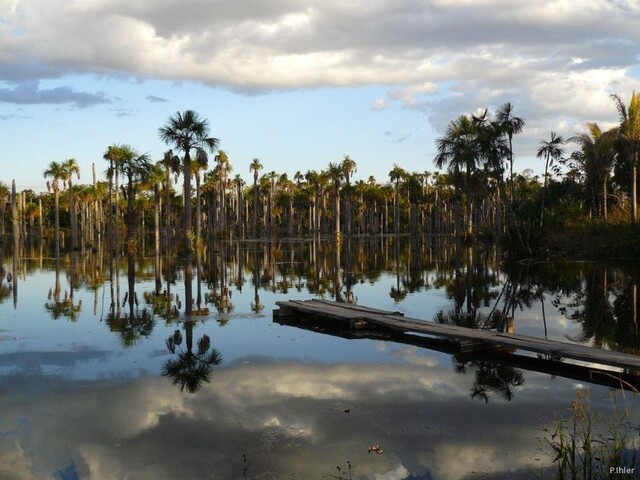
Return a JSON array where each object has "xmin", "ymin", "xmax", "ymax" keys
[{"xmin": 1, "ymin": 238, "xmax": 639, "ymax": 479}]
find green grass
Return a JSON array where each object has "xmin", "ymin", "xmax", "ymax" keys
[{"xmin": 543, "ymin": 390, "xmax": 639, "ymax": 479}]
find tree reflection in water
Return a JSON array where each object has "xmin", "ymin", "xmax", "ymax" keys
[
  {"xmin": 14, "ymin": 237, "xmax": 640, "ymax": 398},
  {"xmin": 45, "ymin": 258, "xmax": 82, "ymax": 320},
  {"xmin": 106, "ymin": 254, "xmax": 155, "ymax": 346},
  {"xmin": 162, "ymin": 322, "xmax": 222, "ymax": 393},
  {"xmin": 162, "ymin": 245, "xmax": 223, "ymax": 393},
  {"xmin": 0, "ymin": 245, "xmax": 11, "ymax": 305},
  {"xmin": 436, "ymin": 309, "xmax": 526, "ymax": 403},
  {"xmin": 552, "ymin": 264, "xmax": 640, "ymax": 354},
  {"xmin": 456, "ymin": 359, "xmax": 525, "ymax": 403}
]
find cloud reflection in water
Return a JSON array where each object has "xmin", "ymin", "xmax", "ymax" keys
[{"xmin": 0, "ymin": 358, "xmax": 611, "ymax": 480}]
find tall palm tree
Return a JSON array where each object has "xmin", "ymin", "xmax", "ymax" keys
[
  {"xmin": 160, "ymin": 150, "xmax": 181, "ymax": 250},
  {"xmin": 434, "ymin": 115, "xmax": 480, "ymax": 235},
  {"xmin": 611, "ymin": 92, "xmax": 640, "ymax": 222},
  {"xmin": 305, "ymin": 169, "xmax": 322, "ymax": 235},
  {"xmin": 537, "ymin": 132, "xmax": 565, "ymax": 228},
  {"xmin": 249, "ymin": 158, "xmax": 263, "ymax": 238},
  {"xmin": 495, "ymin": 103, "xmax": 525, "ymax": 201},
  {"xmin": 214, "ymin": 150, "xmax": 231, "ymax": 237},
  {"xmin": 389, "ymin": 164, "xmax": 406, "ymax": 234},
  {"xmin": 117, "ymin": 145, "xmax": 152, "ymax": 251},
  {"xmin": 327, "ymin": 162, "xmax": 344, "ymax": 238},
  {"xmin": 0, "ymin": 181, "xmax": 9, "ymax": 237},
  {"xmin": 43, "ymin": 161, "xmax": 66, "ymax": 258},
  {"xmin": 472, "ymin": 109, "xmax": 527, "ymax": 252},
  {"xmin": 103, "ymin": 144, "xmax": 125, "ymax": 255},
  {"xmin": 341, "ymin": 155, "xmax": 357, "ymax": 236},
  {"xmin": 61, "ymin": 158, "xmax": 81, "ymax": 252},
  {"xmin": 265, "ymin": 170, "xmax": 277, "ymax": 237},
  {"xmin": 158, "ymin": 110, "xmax": 219, "ymax": 252},
  {"xmin": 232, "ymin": 174, "xmax": 245, "ymax": 238},
  {"xmin": 569, "ymin": 123, "xmax": 617, "ymax": 220},
  {"xmin": 143, "ymin": 163, "xmax": 166, "ymax": 287},
  {"xmin": 192, "ymin": 150, "xmax": 210, "ymax": 242}
]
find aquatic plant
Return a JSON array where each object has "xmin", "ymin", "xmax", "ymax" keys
[{"xmin": 543, "ymin": 390, "xmax": 639, "ymax": 479}]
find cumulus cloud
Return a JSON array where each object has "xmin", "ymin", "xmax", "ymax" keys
[
  {"xmin": 0, "ymin": 0, "xmax": 638, "ymax": 137},
  {"xmin": 0, "ymin": 361, "xmax": 589, "ymax": 480}
]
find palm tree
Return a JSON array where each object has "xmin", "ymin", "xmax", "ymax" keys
[
  {"xmin": 192, "ymin": 150, "xmax": 210, "ymax": 242},
  {"xmin": 389, "ymin": 164, "xmax": 406, "ymax": 234},
  {"xmin": 495, "ymin": 103, "xmax": 525, "ymax": 201},
  {"xmin": 214, "ymin": 150, "xmax": 231, "ymax": 237},
  {"xmin": 103, "ymin": 144, "xmax": 125, "ymax": 255},
  {"xmin": 537, "ymin": 132, "xmax": 565, "ymax": 228},
  {"xmin": 472, "ymin": 109, "xmax": 527, "ymax": 252},
  {"xmin": 434, "ymin": 115, "xmax": 480, "ymax": 236},
  {"xmin": 0, "ymin": 181, "xmax": 9, "ymax": 237},
  {"xmin": 232, "ymin": 174, "xmax": 245, "ymax": 238},
  {"xmin": 117, "ymin": 145, "xmax": 152, "ymax": 251},
  {"xmin": 265, "ymin": 170, "xmax": 277, "ymax": 237},
  {"xmin": 305, "ymin": 169, "xmax": 323, "ymax": 235},
  {"xmin": 43, "ymin": 161, "xmax": 67, "ymax": 258},
  {"xmin": 341, "ymin": 155, "xmax": 357, "ymax": 236},
  {"xmin": 158, "ymin": 110, "xmax": 219, "ymax": 253},
  {"xmin": 249, "ymin": 158, "xmax": 263, "ymax": 238},
  {"xmin": 569, "ymin": 123, "xmax": 617, "ymax": 220},
  {"xmin": 60, "ymin": 159, "xmax": 81, "ymax": 252},
  {"xmin": 160, "ymin": 150, "xmax": 181, "ymax": 250},
  {"xmin": 327, "ymin": 162, "xmax": 344, "ymax": 238},
  {"xmin": 143, "ymin": 163, "xmax": 166, "ymax": 289},
  {"xmin": 611, "ymin": 92, "xmax": 640, "ymax": 222}
]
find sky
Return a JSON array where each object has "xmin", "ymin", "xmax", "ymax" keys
[{"xmin": 0, "ymin": 0, "xmax": 639, "ymax": 191}]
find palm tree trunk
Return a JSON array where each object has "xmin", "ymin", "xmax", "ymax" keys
[
  {"xmin": 154, "ymin": 185, "xmax": 162, "ymax": 293},
  {"xmin": 195, "ymin": 174, "xmax": 202, "ymax": 244},
  {"xmin": 69, "ymin": 181, "xmax": 78, "ymax": 251},
  {"xmin": 12, "ymin": 180, "xmax": 19, "ymax": 257},
  {"xmin": 540, "ymin": 154, "xmax": 550, "ymax": 228},
  {"xmin": 114, "ymin": 165, "xmax": 120, "ymax": 257},
  {"xmin": 508, "ymin": 134, "xmax": 515, "ymax": 202},
  {"xmin": 633, "ymin": 152, "xmax": 638, "ymax": 223},
  {"xmin": 465, "ymin": 171, "xmax": 473, "ymax": 236},
  {"xmin": 334, "ymin": 188, "xmax": 341, "ymax": 237},
  {"xmin": 54, "ymin": 189, "xmax": 60, "ymax": 258},
  {"xmin": 38, "ymin": 198, "xmax": 44, "ymax": 241},
  {"xmin": 603, "ymin": 178, "xmax": 608, "ymax": 220},
  {"xmin": 252, "ymin": 178, "xmax": 258, "ymax": 238},
  {"xmin": 183, "ymin": 152, "xmax": 193, "ymax": 252}
]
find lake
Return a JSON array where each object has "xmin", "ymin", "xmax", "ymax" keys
[{"xmin": 1, "ymin": 237, "xmax": 639, "ymax": 479}]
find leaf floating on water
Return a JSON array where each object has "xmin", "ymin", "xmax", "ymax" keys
[{"xmin": 368, "ymin": 444, "xmax": 384, "ymax": 454}]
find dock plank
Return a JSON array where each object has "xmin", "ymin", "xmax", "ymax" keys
[{"xmin": 273, "ymin": 299, "xmax": 640, "ymax": 372}]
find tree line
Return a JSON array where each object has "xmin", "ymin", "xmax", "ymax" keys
[{"xmin": 1, "ymin": 91, "xmax": 639, "ymax": 258}]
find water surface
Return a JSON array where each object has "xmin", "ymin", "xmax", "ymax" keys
[{"xmin": 1, "ymin": 238, "xmax": 639, "ymax": 479}]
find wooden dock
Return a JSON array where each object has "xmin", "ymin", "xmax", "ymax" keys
[{"xmin": 274, "ymin": 299, "xmax": 640, "ymax": 381}]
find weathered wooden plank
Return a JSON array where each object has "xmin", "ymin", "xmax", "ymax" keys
[
  {"xmin": 273, "ymin": 299, "xmax": 640, "ymax": 372},
  {"xmin": 275, "ymin": 312, "xmax": 640, "ymax": 391},
  {"xmin": 310, "ymin": 299, "xmax": 405, "ymax": 316}
]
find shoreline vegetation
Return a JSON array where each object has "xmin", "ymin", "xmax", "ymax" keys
[{"xmin": 1, "ymin": 92, "xmax": 639, "ymax": 261}]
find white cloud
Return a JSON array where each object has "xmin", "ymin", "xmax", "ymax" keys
[
  {"xmin": 373, "ymin": 464, "xmax": 410, "ymax": 480},
  {"xmin": 372, "ymin": 97, "xmax": 388, "ymax": 111},
  {"xmin": 0, "ymin": 362, "xmax": 589, "ymax": 480},
  {"xmin": 0, "ymin": 0, "xmax": 638, "ymax": 142}
]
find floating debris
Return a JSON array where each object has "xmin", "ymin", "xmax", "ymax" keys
[{"xmin": 368, "ymin": 444, "xmax": 384, "ymax": 454}]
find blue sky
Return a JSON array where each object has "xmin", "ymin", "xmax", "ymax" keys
[{"xmin": 1, "ymin": 0, "xmax": 639, "ymax": 191}]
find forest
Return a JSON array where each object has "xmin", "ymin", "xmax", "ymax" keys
[{"xmin": 1, "ymin": 91, "xmax": 639, "ymax": 260}]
